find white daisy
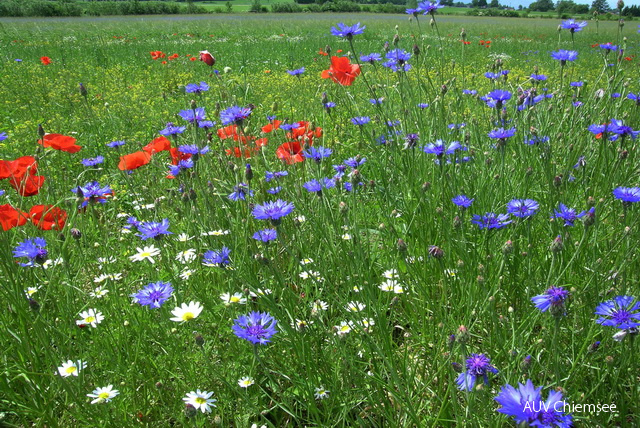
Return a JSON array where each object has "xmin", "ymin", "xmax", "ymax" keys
[
  {"xmin": 24, "ymin": 286, "xmax": 41, "ymax": 298},
  {"xmin": 238, "ymin": 377, "xmax": 255, "ymax": 388},
  {"xmin": 57, "ymin": 360, "xmax": 86, "ymax": 377},
  {"xmin": 90, "ymin": 287, "xmax": 109, "ymax": 298},
  {"xmin": 311, "ymin": 300, "xmax": 329, "ymax": 315},
  {"xmin": 294, "ymin": 215, "xmax": 306, "ymax": 223},
  {"xmin": 345, "ymin": 301, "xmax": 366, "ymax": 312},
  {"xmin": 249, "ymin": 288, "xmax": 272, "ymax": 298},
  {"xmin": 292, "ymin": 319, "xmax": 313, "ymax": 331},
  {"xmin": 183, "ymin": 389, "xmax": 216, "ymax": 413},
  {"xmin": 334, "ymin": 321, "xmax": 353, "ymax": 336},
  {"xmin": 220, "ymin": 292, "xmax": 247, "ymax": 306},
  {"xmin": 314, "ymin": 386, "xmax": 329, "ymax": 400},
  {"xmin": 382, "ymin": 269, "xmax": 399, "ymax": 279},
  {"xmin": 87, "ymin": 385, "xmax": 119, "ymax": 404},
  {"xmin": 170, "ymin": 301, "xmax": 203, "ymax": 322},
  {"xmin": 300, "ymin": 258, "xmax": 314, "ymax": 265},
  {"xmin": 180, "ymin": 268, "xmax": 195, "ymax": 280},
  {"xmin": 76, "ymin": 309, "xmax": 104, "ymax": 328},
  {"xmin": 201, "ymin": 230, "xmax": 229, "ymax": 236},
  {"xmin": 176, "ymin": 249, "xmax": 197, "ymax": 264},
  {"xmin": 129, "ymin": 245, "xmax": 161, "ymax": 263},
  {"xmin": 341, "ymin": 233, "xmax": 352, "ymax": 240},
  {"xmin": 176, "ymin": 233, "xmax": 194, "ymax": 242}
]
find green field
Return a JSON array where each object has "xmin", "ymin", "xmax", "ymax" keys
[{"xmin": 0, "ymin": 12, "xmax": 639, "ymax": 427}]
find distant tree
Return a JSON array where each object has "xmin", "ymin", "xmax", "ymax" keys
[
  {"xmin": 518, "ymin": 4, "xmax": 523, "ymax": 8},
  {"xmin": 477, "ymin": 0, "xmax": 487, "ymax": 7},
  {"xmin": 591, "ymin": 0, "xmax": 609, "ymax": 12},
  {"xmin": 530, "ymin": 0, "xmax": 555, "ymax": 11},
  {"xmin": 489, "ymin": 0, "xmax": 500, "ymax": 7}
]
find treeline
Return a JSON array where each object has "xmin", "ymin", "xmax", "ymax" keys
[
  {"xmin": 270, "ymin": 1, "xmax": 405, "ymax": 13},
  {"xmin": 0, "ymin": 0, "xmax": 206, "ymax": 17}
]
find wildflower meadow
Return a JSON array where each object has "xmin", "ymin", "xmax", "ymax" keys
[{"xmin": 1, "ymin": 9, "xmax": 640, "ymax": 427}]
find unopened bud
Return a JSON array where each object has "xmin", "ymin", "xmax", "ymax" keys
[
  {"xmin": 588, "ymin": 341, "xmax": 601, "ymax": 353},
  {"xmin": 428, "ymin": 245, "xmax": 444, "ymax": 259},
  {"xmin": 456, "ymin": 325, "xmax": 469, "ymax": 344},
  {"xmin": 397, "ymin": 238, "xmax": 407, "ymax": 252},
  {"xmin": 184, "ymin": 404, "xmax": 197, "ymax": 418},
  {"xmin": 194, "ymin": 333, "xmax": 204, "ymax": 347},
  {"xmin": 550, "ymin": 235, "xmax": 564, "ymax": 253},
  {"xmin": 79, "ymin": 83, "xmax": 88, "ymax": 98},
  {"xmin": 502, "ymin": 240, "xmax": 514, "ymax": 255}
]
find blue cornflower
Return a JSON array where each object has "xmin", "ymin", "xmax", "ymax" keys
[
  {"xmin": 220, "ymin": 105, "xmax": 252, "ymax": 126},
  {"xmin": 0, "ymin": 132, "xmax": 8, "ymax": 141},
  {"xmin": 279, "ymin": 122, "xmax": 300, "ymax": 131},
  {"xmin": 406, "ymin": 8, "xmax": 420, "ymax": 16},
  {"xmin": 323, "ymin": 177, "xmax": 336, "ymax": 189},
  {"xmin": 185, "ymin": 81, "xmax": 209, "ymax": 94},
  {"xmin": 198, "ymin": 120, "xmax": 215, "ymax": 129},
  {"xmin": 525, "ymin": 135, "xmax": 550, "ymax": 145},
  {"xmin": 422, "ymin": 140, "xmax": 463, "ymax": 157},
  {"xmin": 561, "ymin": 19, "xmax": 587, "ymax": 33},
  {"xmin": 303, "ymin": 146, "xmax": 332, "ymax": 162},
  {"xmin": 417, "ymin": 103, "xmax": 429, "ymax": 108},
  {"xmin": 265, "ymin": 171, "xmax": 288, "ymax": 182},
  {"xmin": 168, "ymin": 158, "xmax": 194, "ymax": 177},
  {"xmin": 71, "ymin": 181, "xmax": 112, "ymax": 208},
  {"xmin": 232, "ymin": 311, "xmax": 278, "ymax": 345},
  {"xmin": 485, "ymin": 72, "xmax": 500, "ymax": 80},
  {"xmin": 303, "ymin": 179, "xmax": 323, "ymax": 194},
  {"xmin": 267, "ymin": 186, "xmax": 282, "ymax": 194},
  {"xmin": 344, "ymin": 156, "xmax": 366, "ymax": 168},
  {"xmin": 506, "ymin": 199, "xmax": 539, "ymax": 218},
  {"xmin": 530, "ymin": 73, "xmax": 547, "ymax": 81},
  {"xmin": 370, "ymin": 98, "xmax": 384, "ymax": 105},
  {"xmin": 471, "ymin": 213, "xmax": 512, "ymax": 230},
  {"xmin": 13, "ymin": 237, "xmax": 48, "ymax": 267},
  {"xmin": 178, "ymin": 107, "xmax": 206, "ymax": 123},
  {"xmin": 553, "ymin": 203, "xmax": 586, "ymax": 226},
  {"xmin": 252, "ymin": 200, "xmax": 294, "ymax": 223},
  {"xmin": 383, "ymin": 49, "xmax": 412, "ymax": 72},
  {"xmin": 595, "ymin": 296, "xmax": 640, "ymax": 330},
  {"xmin": 462, "ymin": 89, "xmax": 477, "ymax": 95},
  {"xmin": 330, "ymin": 22, "xmax": 365, "ymax": 40},
  {"xmin": 203, "ymin": 246, "xmax": 231, "ymax": 267},
  {"xmin": 608, "ymin": 119, "xmax": 639, "ymax": 140},
  {"xmin": 131, "ymin": 282, "xmax": 174, "ymax": 309},
  {"xmin": 551, "ymin": 50, "xmax": 578, "ymax": 65},
  {"xmin": 613, "ymin": 187, "xmax": 640, "ymax": 204},
  {"xmin": 252, "ymin": 228, "xmax": 278, "ymax": 243},
  {"xmin": 351, "ymin": 116, "xmax": 370, "ymax": 126},
  {"xmin": 418, "ymin": 0, "xmax": 444, "ymax": 15},
  {"xmin": 456, "ymin": 354, "xmax": 498, "ymax": 391},
  {"xmin": 532, "ymin": 286, "xmax": 569, "ymax": 315},
  {"xmin": 178, "ymin": 144, "xmax": 210, "ymax": 155},
  {"xmin": 136, "ymin": 219, "xmax": 172, "ymax": 240},
  {"xmin": 360, "ymin": 53, "xmax": 382, "ymax": 64},
  {"xmin": 287, "ymin": 67, "xmax": 305, "ymax": 76},
  {"xmin": 107, "ymin": 140, "xmax": 125, "ymax": 148},
  {"xmin": 452, "ymin": 195, "xmax": 474, "ymax": 209},
  {"xmin": 570, "ymin": 81, "xmax": 583, "ymax": 87},
  {"xmin": 81, "ymin": 156, "xmax": 104, "ymax": 167},
  {"xmin": 486, "ymin": 89, "xmax": 512, "ymax": 109},
  {"xmin": 599, "ymin": 43, "xmax": 617, "ymax": 51},
  {"xmin": 488, "ymin": 127, "xmax": 517, "ymax": 140},
  {"xmin": 159, "ymin": 122, "xmax": 186, "ymax": 136},
  {"xmin": 323, "ymin": 101, "xmax": 336, "ymax": 110},
  {"xmin": 404, "ymin": 133, "xmax": 420, "ymax": 149},
  {"xmin": 494, "ymin": 380, "xmax": 572, "ymax": 427},
  {"xmin": 229, "ymin": 183, "xmax": 253, "ymax": 201}
]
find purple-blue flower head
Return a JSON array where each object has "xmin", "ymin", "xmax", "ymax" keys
[
  {"xmin": 418, "ymin": 103, "xmax": 429, "ymax": 109},
  {"xmin": 220, "ymin": 105, "xmax": 252, "ymax": 126},
  {"xmin": 553, "ymin": 203, "xmax": 585, "ymax": 227},
  {"xmin": 252, "ymin": 228, "xmax": 278, "ymax": 243},
  {"xmin": 168, "ymin": 158, "xmax": 195, "ymax": 177},
  {"xmin": 72, "ymin": 181, "xmax": 112, "ymax": 207},
  {"xmin": 0, "ymin": 132, "xmax": 8, "ymax": 141},
  {"xmin": 13, "ymin": 237, "xmax": 48, "ymax": 267},
  {"xmin": 551, "ymin": 50, "xmax": 578, "ymax": 64},
  {"xmin": 81, "ymin": 156, "xmax": 105, "ymax": 167},
  {"xmin": 561, "ymin": 19, "xmax": 587, "ymax": 33},
  {"xmin": 525, "ymin": 135, "xmax": 550, "ymax": 145},
  {"xmin": 456, "ymin": 353, "xmax": 498, "ymax": 391},
  {"xmin": 507, "ymin": 199, "xmax": 539, "ymax": 218},
  {"xmin": 330, "ymin": 22, "xmax": 366, "ymax": 40},
  {"xmin": 203, "ymin": 246, "xmax": 231, "ymax": 267},
  {"xmin": 304, "ymin": 146, "xmax": 332, "ymax": 163},
  {"xmin": 344, "ymin": 156, "xmax": 366, "ymax": 168},
  {"xmin": 530, "ymin": 74, "xmax": 547, "ymax": 81},
  {"xmin": 599, "ymin": 43, "xmax": 617, "ymax": 51},
  {"xmin": 131, "ymin": 281, "xmax": 173, "ymax": 309},
  {"xmin": 136, "ymin": 219, "xmax": 172, "ymax": 240},
  {"xmin": 178, "ymin": 144, "xmax": 210, "ymax": 155},
  {"xmin": 265, "ymin": 171, "xmax": 288, "ymax": 182},
  {"xmin": 287, "ymin": 67, "xmax": 305, "ymax": 76},
  {"xmin": 532, "ymin": 286, "xmax": 569, "ymax": 315},
  {"xmin": 178, "ymin": 107, "xmax": 206, "ymax": 123},
  {"xmin": 422, "ymin": 140, "xmax": 464, "ymax": 157},
  {"xmin": 351, "ymin": 116, "xmax": 370, "ymax": 126},
  {"xmin": 303, "ymin": 179, "xmax": 323, "ymax": 194},
  {"xmin": 570, "ymin": 81, "xmax": 584, "ymax": 87},
  {"xmin": 360, "ymin": 53, "xmax": 382, "ymax": 64},
  {"xmin": 418, "ymin": 0, "xmax": 444, "ymax": 15},
  {"xmin": 595, "ymin": 296, "xmax": 640, "ymax": 329},
  {"xmin": 452, "ymin": 195, "xmax": 474, "ymax": 209},
  {"xmin": 107, "ymin": 140, "xmax": 125, "ymax": 148},
  {"xmin": 488, "ymin": 127, "xmax": 517, "ymax": 140},
  {"xmin": 232, "ymin": 311, "xmax": 278, "ymax": 345},
  {"xmin": 487, "ymin": 89, "xmax": 512, "ymax": 108},
  {"xmin": 613, "ymin": 186, "xmax": 640, "ymax": 204},
  {"xmin": 494, "ymin": 380, "xmax": 572, "ymax": 427},
  {"xmin": 462, "ymin": 89, "xmax": 477, "ymax": 96},
  {"xmin": 608, "ymin": 119, "xmax": 639, "ymax": 140},
  {"xmin": 267, "ymin": 186, "xmax": 282, "ymax": 194},
  {"xmin": 198, "ymin": 120, "xmax": 216, "ymax": 129},
  {"xmin": 471, "ymin": 212, "xmax": 512, "ymax": 230},
  {"xmin": 159, "ymin": 122, "xmax": 186, "ymax": 137},
  {"xmin": 252, "ymin": 200, "xmax": 295, "ymax": 223},
  {"xmin": 185, "ymin": 81, "xmax": 209, "ymax": 94},
  {"xmin": 229, "ymin": 183, "xmax": 253, "ymax": 201}
]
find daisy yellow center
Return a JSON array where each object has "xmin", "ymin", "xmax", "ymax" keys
[
  {"xmin": 182, "ymin": 312, "xmax": 194, "ymax": 321},
  {"xmin": 230, "ymin": 296, "xmax": 241, "ymax": 303},
  {"xmin": 195, "ymin": 397, "xmax": 207, "ymax": 404},
  {"xmin": 65, "ymin": 366, "xmax": 77, "ymax": 374},
  {"xmin": 340, "ymin": 325, "xmax": 350, "ymax": 332},
  {"xmin": 241, "ymin": 380, "xmax": 251, "ymax": 386},
  {"xmin": 85, "ymin": 316, "xmax": 96, "ymax": 323},
  {"xmin": 98, "ymin": 392, "xmax": 110, "ymax": 399},
  {"xmin": 140, "ymin": 251, "xmax": 152, "ymax": 257}
]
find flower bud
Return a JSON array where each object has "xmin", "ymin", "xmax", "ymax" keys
[
  {"xmin": 194, "ymin": 333, "xmax": 204, "ymax": 347},
  {"xmin": 184, "ymin": 404, "xmax": 197, "ymax": 418},
  {"xmin": 550, "ymin": 235, "xmax": 564, "ymax": 253},
  {"xmin": 245, "ymin": 163, "xmax": 253, "ymax": 181},
  {"xmin": 502, "ymin": 240, "xmax": 514, "ymax": 255},
  {"xmin": 451, "ymin": 362, "xmax": 463, "ymax": 373},
  {"xmin": 324, "ymin": 45, "xmax": 331, "ymax": 55},
  {"xmin": 456, "ymin": 325, "xmax": 469, "ymax": 344},
  {"xmin": 38, "ymin": 124, "xmax": 45, "ymax": 139},
  {"xmin": 520, "ymin": 355, "xmax": 532, "ymax": 372},
  {"xmin": 397, "ymin": 238, "xmax": 407, "ymax": 252},
  {"xmin": 79, "ymin": 83, "xmax": 88, "ymax": 98},
  {"xmin": 588, "ymin": 341, "xmax": 601, "ymax": 353}
]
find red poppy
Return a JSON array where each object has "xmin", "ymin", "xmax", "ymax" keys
[
  {"xmin": 0, "ymin": 204, "xmax": 28, "ymax": 231},
  {"xmin": 261, "ymin": 120, "xmax": 282, "ymax": 133},
  {"xmin": 9, "ymin": 174, "xmax": 45, "ymax": 197},
  {"xmin": 29, "ymin": 205, "xmax": 67, "ymax": 230},
  {"xmin": 169, "ymin": 147, "xmax": 192, "ymax": 165},
  {"xmin": 190, "ymin": 57, "xmax": 197, "ymax": 61},
  {"xmin": 460, "ymin": 40, "xmax": 471, "ymax": 45},
  {"xmin": 199, "ymin": 50, "xmax": 215, "ymax": 66},
  {"xmin": 318, "ymin": 49, "xmax": 329, "ymax": 56},
  {"xmin": 168, "ymin": 53, "xmax": 179, "ymax": 60},
  {"xmin": 288, "ymin": 121, "xmax": 322, "ymax": 143},
  {"xmin": 150, "ymin": 51, "xmax": 166, "ymax": 60},
  {"xmin": 218, "ymin": 125, "xmax": 239, "ymax": 140},
  {"xmin": 0, "ymin": 156, "xmax": 38, "ymax": 180},
  {"xmin": 143, "ymin": 136, "xmax": 172, "ymax": 155},
  {"xmin": 624, "ymin": 56, "xmax": 632, "ymax": 61},
  {"xmin": 118, "ymin": 151, "xmax": 152, "ymax": 171},
  {"xmin": 321, "ymin": 56, "xmax": 361, "ymax": 86},
  {"xmin": 40, "ymin": 56, "xmax": 51, "ymax": 65},
  {"xmin": 276, "ymin": 141, "xmax": 305, "ymax": 164},
  {"xmin": 39, "ymin": 133, "xmax": 82, "ymax": 153}
]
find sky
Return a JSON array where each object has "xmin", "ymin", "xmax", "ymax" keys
[{"xmin": 497, "ymin": 0, "xmax": 640, "ymax": 8}]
